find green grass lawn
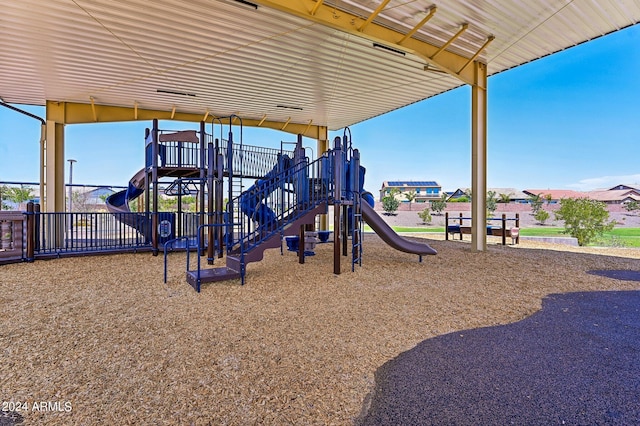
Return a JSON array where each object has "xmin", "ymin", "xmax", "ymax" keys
[
  {"xmin": 519, "ymin": 227, "xmax": 640, "ymax": 247},
  {"xmin": 362, "ymin": 225, "xmax": 444, "ymax": 233},
  {"xmin": 360, "ymin": 224, "xmax": 640, "ymax": 247},
  {"xmin": 518, "ymin": 227, "xmax": 565, "ymax": 237}
]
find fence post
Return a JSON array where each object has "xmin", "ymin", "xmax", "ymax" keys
[
  {"xmin": 445, "ymin": 212, "xmax": 449, "ymax": 241},
  {"xmin": 26, "ymin": 201, "xmax": 35, "ymax": 262},
  {"xmin": 501, "ymin": 213, "xmax": 507, "ymax": 246},
  {"xmin": 515, "ymin": 213, "xmax": 520, "ymax": 244},
  {"xmin": 34, "ymin": 203, "xmax": 41, "ymax": 252}
]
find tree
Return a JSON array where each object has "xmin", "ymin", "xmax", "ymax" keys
[
  {"xmin": 382, "ymin": 195, "xmax": 400, "ymax": 215},
  {"xmin": 158, "ymin": 196, "xmax": 178, "ymax": 211},
  {"xmin": 486, "ymin": 191, "xmax": 498, "ymax": 216},
  {"xmin": 418, "ymin": 207, "xmax": 432, "ymax": 224},
  {"xmin": 554, "ymin": 197, "xmax": 616, "ymax": 246},
  {"xmin": 429, "ymin": 194, "xmax": 447, "ymax": 215},
  {"xmin": 528, "ymin": 193, "xmax": 544, "ymax": 215},
  {"xmin": 404, "ymin": 190, "xmax": 416, "ymax": 210},
  {"xmin": 0, "ymin": 185, "xmax": 10, "ymax": 210},
  {"xmin": 498, "ymin": 192, "xmax": 512, "ymax": 203},
  {"xmin": 624, "ymin": 200, "xmax": 639, "ymax": 215},
  {"xmin": 70, "ymin": 190, "xmax": 90, "ymax": 212},
  {"xmin": 7, "ymin": 185, "xmax": 34, "ymax": 210},
  {"xmin": 528, "ymin": 192, "xmax": 551, "ymax": 225}
]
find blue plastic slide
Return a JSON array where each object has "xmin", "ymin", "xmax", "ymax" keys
[
  {"xmin": 239, "ymin": 154, "xmax": 294, "ymax": 227},
  {"xmin": 105, "ymin": 169, "xmax": 152, "ymax": 239}
]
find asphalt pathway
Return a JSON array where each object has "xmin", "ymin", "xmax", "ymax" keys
[{"xmin": 358, "ymin": 288, "xmax": 640, "ymax": 425}]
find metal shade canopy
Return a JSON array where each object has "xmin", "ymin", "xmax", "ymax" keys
[{"xmin": 1, "ymin": 0, "xmax": 639, "ymax": 130}]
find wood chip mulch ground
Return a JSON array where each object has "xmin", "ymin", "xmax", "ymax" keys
[{"xmin": 1, "ymin": 235, "xmax": 639, "ymax": 425}]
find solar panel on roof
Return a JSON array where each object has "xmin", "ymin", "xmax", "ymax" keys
[{"xmin": 385, "ymin": 181, "xmax": 439, "ymax": 187}]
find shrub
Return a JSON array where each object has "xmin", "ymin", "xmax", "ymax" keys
[
  {"xmin": 418, "ymin": 207, "xmax": 432, "ymax": 224},
  {"xmin": 533, "ymin": 209, "xmax": 550, "ymax": 225},
  {"xmin": 486, "ymin": 191, "xmax": 497, "ymax": 216},
  {"xmin": 624, "ymin": 200, "xmax": 639, "ymax": 215},
  {"xmin": 554, "ymin": 197, "xmax": 616, "ymax": 246},
  {"xmin": 382, "ymin": 195, "xmax": 400, "ymax": 215},
  {"xmin": 449, "ymin": 196, "xmax": 470, "ymax": 203},
  {"xmin": 429, "ymin": 195, "xmax": 447, "ymax": 215}
]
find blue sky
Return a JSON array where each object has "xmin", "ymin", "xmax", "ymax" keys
[{"xmin": 1, "ymin": 24, "xmax": 638, "ymax": 195}]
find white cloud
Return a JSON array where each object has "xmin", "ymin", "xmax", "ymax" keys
[{"xmin": 567, "ymin": 174, "xmax": 640, "ymax": 191}]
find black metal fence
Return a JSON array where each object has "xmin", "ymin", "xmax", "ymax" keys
[{"xmin": 34, "ymin": 210, "xmax": 206, "ymax": 257}]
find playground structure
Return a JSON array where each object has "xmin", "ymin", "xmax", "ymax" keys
[{"xmin": 1, "ymin": 118, "xmax": 437, "ymax": 289}]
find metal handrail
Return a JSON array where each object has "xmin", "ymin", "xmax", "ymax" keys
[
  {"xmin": 227, "ymin": 155, "xmax": 333, "ymax": 254},
  {"xmin": 190, "ymin": 222, "xmax": 241, "ymax": 289},
  {"xmin": 163, "ymin": 236, "xmax": 191, "ymax": 283}
]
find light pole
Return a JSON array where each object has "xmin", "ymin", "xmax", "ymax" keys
[{"xmin": 68, "ymin": 159, "xmax": 76, "ymax": 213}]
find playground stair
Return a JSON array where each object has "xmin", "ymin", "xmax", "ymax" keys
[{"xmin": 186, "ymin": 203, "xmax": 326, "ymax": 290}]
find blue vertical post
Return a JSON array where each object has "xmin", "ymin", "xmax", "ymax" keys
[
  {"xmin": 215, "ymin": 152, "xmax": 225, "ymax": 258},
  {"xmin": 198, "ymin": 121, "xmax": 206, "ymax": 254},
  {"xmin": 227, "ymin": 129, "xmax": 234, "ymax": 245},
  {"xmin": 294, "ymin": 133, "xmax": 308, "ymax": 208},
  {"xmin": 333, "ymin": 136, "xmax": 342, "ymax": 275},
  {"xmin": 151, "ymin": 118, "xmax": 159, "ymax": 255},
  {"xmin": 207, "ymin": 141, "xmax": 215, "ymax": 264},
  {"xmin": 351, "ymin": 149, "xmax": 362, "ymax": 270}
]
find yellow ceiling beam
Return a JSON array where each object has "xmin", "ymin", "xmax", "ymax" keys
[
  {"xmin": 431, "ymin": 23, "xmax": 468, "ymax": 59},
  {"xmin": 459, "ymin": 35, "xmax": 495, "ymax": 74},
  {"xmin": 359, "ymin": 0, "xmax": 391, "ymax": 32},
  {"xmin": 251, "ymin": 0, "xmax": 478, "ymax": 85},
  {"xmin": 89, "ymin": 96, "xmax": 97, "ymax": 122},
  {"xmin": 310, "ymin": 0, "xmax": 323, "ymax": 15},
  {"xmin": 281, "ymin": 116, "xmax": 292, "ymax": 131},
  {"xmin": 45, "ymin": 101, "xmax": 325, "ymax": 139},
  {"xmin": 398, "ymin": 6, "xmax": 437, "ymax": 45}
]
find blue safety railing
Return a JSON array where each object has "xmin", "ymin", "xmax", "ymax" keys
[
  {"xmin": 146, "ymin": 129, "xmax": 295, "ymax": 180},
  {"xmin": 216, "ymin": 138, "xmax": 296, "ymax": 179},
  {"xmin": 227, "ymin": 154, "xmax": 333, "ymax": 256}
]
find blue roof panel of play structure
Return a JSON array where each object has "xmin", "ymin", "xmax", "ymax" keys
[{"xmin": 386, "ymin": 181, "xmax": 439, "ymax": 187}]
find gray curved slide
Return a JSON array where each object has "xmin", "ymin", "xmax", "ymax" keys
[{"xmin": 361, "ymin": 202, "xmax": 437, "ymax": 255}]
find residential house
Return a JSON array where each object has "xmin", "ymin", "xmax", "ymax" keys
[
  {"xmin": 447, "ymin": 187, "xmax": 529, "ymax": 203},
  {"xmin": 587, "ymin": 188, "xmax": 640, "ymax": 205},
  {"xmin": 379, "ymin": 181, "xmax": 441, "ymax": 203},
  {"xmin": 522, "ymin": 189, "xmax": 586, "ymax": 203},
  {"xmin": 608, "ymin": 184, "xmax": 640, "ymax": 191},
  {"xmin": 70, "ymin": 186, "xmax": 117, "ymax": 210},
  {"xmin": 523, "ymin": 187, "xmax": 640, "ymax": 204}
]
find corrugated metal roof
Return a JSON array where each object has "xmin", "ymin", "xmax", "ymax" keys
[{"xmin": 1, "ymin": 0, "xmax": 638, "ymax": 130}]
